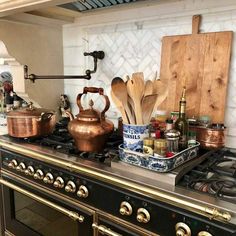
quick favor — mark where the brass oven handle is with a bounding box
[92,223,122,236]
[0,179,84,223]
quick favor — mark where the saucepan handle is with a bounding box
[40,112,54,121]
[77,87,110,120]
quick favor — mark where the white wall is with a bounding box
[63,0,236,148]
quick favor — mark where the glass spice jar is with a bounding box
[143,138,154,155]
[164,129,180,154]
[154,139,167,157]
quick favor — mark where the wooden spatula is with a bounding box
[111,77,135,124]
[127,72,145,124]
[144,80,154,97]
[111,90,129,124]
[142,94,158,124]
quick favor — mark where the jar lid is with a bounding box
[165,129,180,140]
[155,110,167,116]
[154,139,166,147]
[143,138,154,146]
[166,118,173,124]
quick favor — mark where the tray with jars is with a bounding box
[118,142,200,173]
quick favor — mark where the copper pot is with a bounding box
[7,102,56,138]
[66,87,114,152]
[190,125,226,149]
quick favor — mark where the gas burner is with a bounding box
[209,176,236,199]
[178,148,236,204]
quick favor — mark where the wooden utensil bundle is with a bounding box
[111,72,168,125]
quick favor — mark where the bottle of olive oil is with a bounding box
[175,87,188,150]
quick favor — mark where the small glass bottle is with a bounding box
[188,131,197,147]
[166,118,174,131]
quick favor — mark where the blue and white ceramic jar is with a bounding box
[123,123,149,152]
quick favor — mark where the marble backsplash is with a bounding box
[63,0,236,147]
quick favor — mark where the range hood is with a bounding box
[59,0,138,12]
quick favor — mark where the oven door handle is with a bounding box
[0,179,84,223]
[92,223,122,236]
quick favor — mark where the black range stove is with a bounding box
[0,120,236,236]
[178,148,236,204]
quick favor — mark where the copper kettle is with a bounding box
[66,87,114,152]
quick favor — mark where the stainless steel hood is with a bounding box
[59,0,138,12]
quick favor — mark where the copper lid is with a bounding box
[7,102,55,118]
[77,100,100,122]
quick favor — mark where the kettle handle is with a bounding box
[77,87,110,120]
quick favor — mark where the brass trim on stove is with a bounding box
[0,179,85,222]
[0,141,232,223]
[1,170,157,236]
[4,230,15,236]
[92,223,122,236]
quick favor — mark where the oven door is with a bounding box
[0,175,94,236]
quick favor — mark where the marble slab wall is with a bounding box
[63,0,236,148]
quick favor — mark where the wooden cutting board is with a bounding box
[159,15,233,123]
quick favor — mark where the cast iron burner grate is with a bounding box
[11,118,122,163]
[178,148,236,203]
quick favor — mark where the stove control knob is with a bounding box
[65,181,76,193]
[33,169,44,180]
[198,232,212,236]
[77,185,89,198]
[8,159,18,169]
[53,177,65,188]
[119,201,132,216]
[16,162,26,172]
[136,208,150,223]
[175,222,191,236]
[25,166,35,176]
[43,173,54,184]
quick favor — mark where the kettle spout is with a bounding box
[65,111,74,121]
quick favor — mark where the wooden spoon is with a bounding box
[142,94,158,124]
[144,80,153,97]
[153,88,168,112]
[111,77,135,124]
[127,72,145,124]
[111,90,129,124]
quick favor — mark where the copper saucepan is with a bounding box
[7,102,56,138]
[190,125,226,149]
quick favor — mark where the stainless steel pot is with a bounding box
[7,102,56,138]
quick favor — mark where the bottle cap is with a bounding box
[166,118,173,124]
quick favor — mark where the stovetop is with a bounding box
[7,118,122,164]
[178,148,236,204]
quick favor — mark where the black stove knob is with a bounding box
[53,177,65,188]
[33,169,44,180]
[77,185,89,198]
[65,181,76,193]
[25,166,35,176]
[175,222,191,236]
[16,162,26,172]
[43,173,54,184]
[8,159,18,169]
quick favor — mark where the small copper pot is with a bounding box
[66,87,114,152]
[7,102,56,138]
[190,125,226,149]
